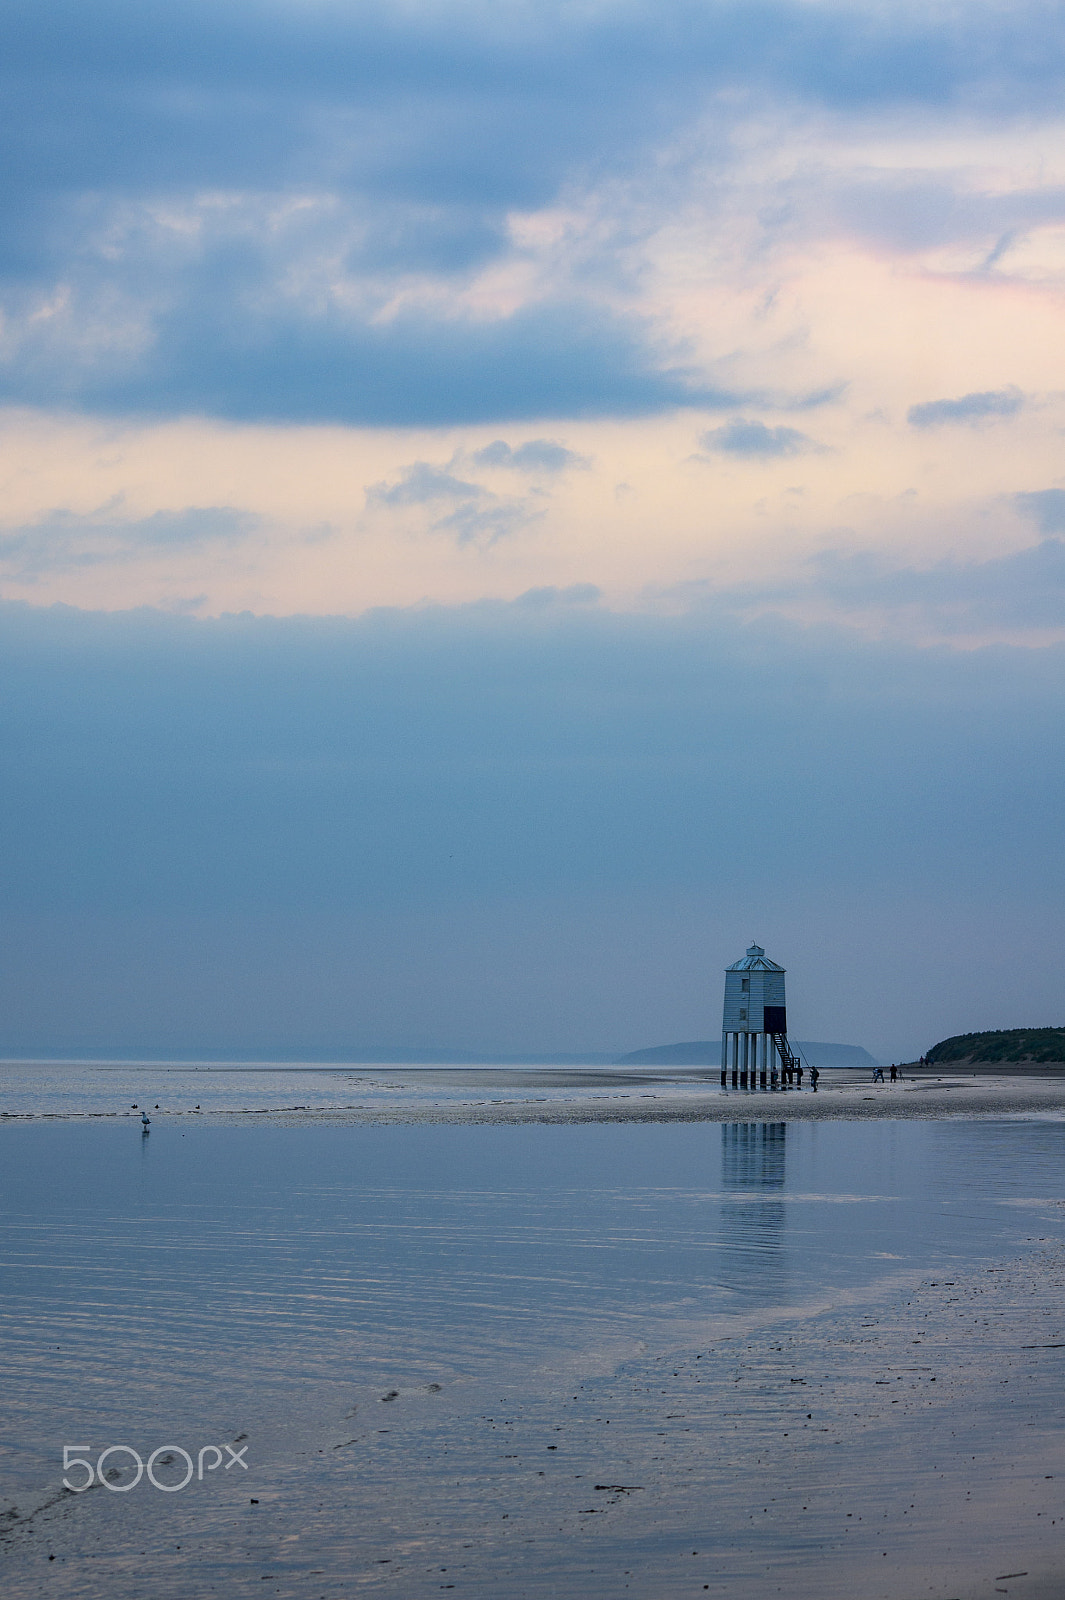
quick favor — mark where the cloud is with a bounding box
[1,590,1063,937]
[701,537,1065,636]
[432,499,539,546]
[2,594,1065,1056]
[824,172,1065,258]
[0,505,257,580]
[113,507,255,546]
[2,590,1062,913]
[471,439,587,473]
[6,1,1065,218]
[3,2,1065,423]
[1015,489,1065,534]
[816,540,1065,630]
[907,389,1024,428]
[0,283,738,424]
[366,463,484,509]
[698,419,815,458]
[365,458,538,544]
[514,583,601,607]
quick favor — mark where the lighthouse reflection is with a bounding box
[722,1122,787,1189]
[717,1122,788,1300]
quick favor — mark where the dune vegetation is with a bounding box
[928,1028,1065,1065]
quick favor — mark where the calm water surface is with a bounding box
[2,1116,1063,1458]
[2,1104,1064,1597]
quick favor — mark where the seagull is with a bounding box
[141,1111,151,1132]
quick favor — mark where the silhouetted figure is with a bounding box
[889,1064,897,1082]
[872,1066,884,1083]
[809,1066,819,1091]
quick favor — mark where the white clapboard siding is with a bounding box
[721,943,786,1036]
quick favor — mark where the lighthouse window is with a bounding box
[741,978,749,991]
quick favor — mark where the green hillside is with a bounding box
[927,1027,1065,1065]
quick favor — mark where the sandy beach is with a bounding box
[5,1065,1065,1128]
[298,1068,1065,1127]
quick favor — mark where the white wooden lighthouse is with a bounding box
[721,943,797,1087]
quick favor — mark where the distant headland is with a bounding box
[925,1028,1065,1069]
[616,1039,877,1068]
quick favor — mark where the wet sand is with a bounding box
[2,1075,1064,1599]
[5,1067,1065,1127]
[4,1227,1064,1599]
[300,1070,1065,1126]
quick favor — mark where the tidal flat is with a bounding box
[1,1065,1063,1599]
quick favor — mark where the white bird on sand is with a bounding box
[141,1111,151,1131]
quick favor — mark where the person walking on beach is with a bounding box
[809,1066,819,1091]
[889,1064,897,1082]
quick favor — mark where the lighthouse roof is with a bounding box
[726,942,785,973]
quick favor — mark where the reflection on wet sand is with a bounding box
[722,1121,787,1189]
[719,1123,788,1301]
[2,1112,1065,1599]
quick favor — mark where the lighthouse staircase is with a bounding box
[774,1035,804,1081]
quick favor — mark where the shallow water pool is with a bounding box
[2,1111,1064,1598]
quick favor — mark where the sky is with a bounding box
[2,0,1065,1061]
